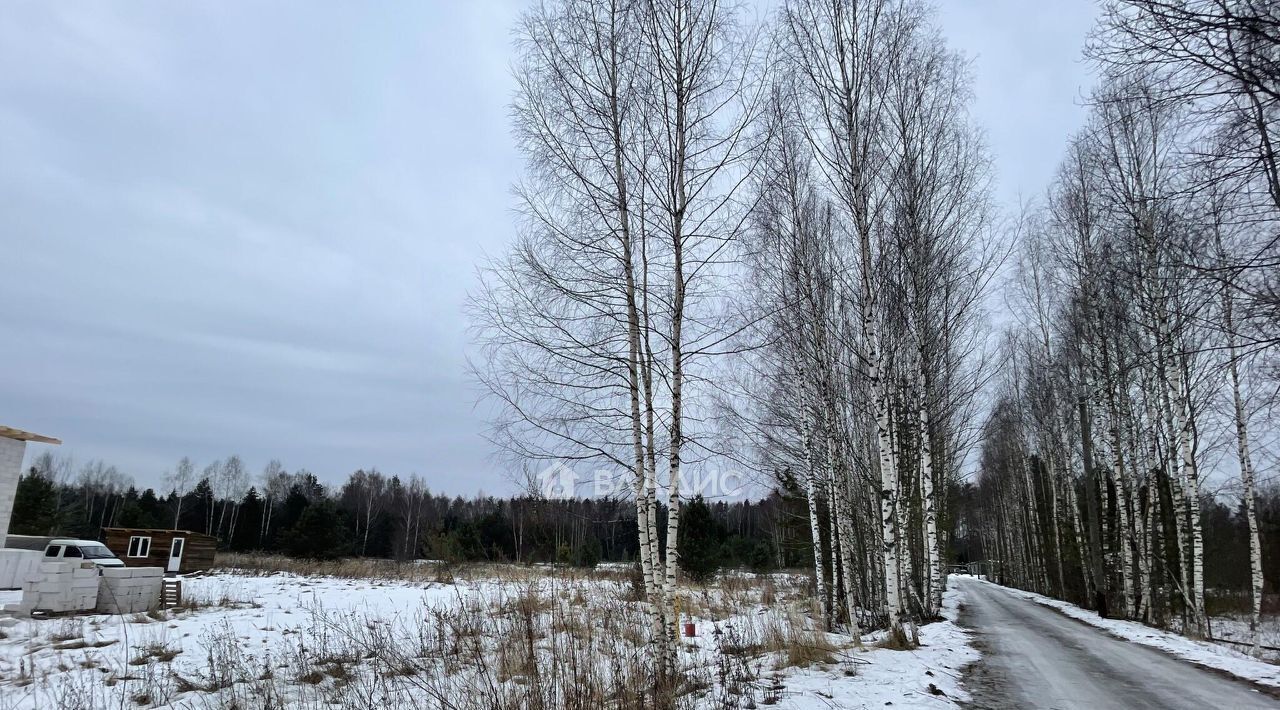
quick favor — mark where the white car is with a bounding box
[43,539,126,568]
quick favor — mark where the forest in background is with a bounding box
[11,447,1280,619]
[9,451,818,579]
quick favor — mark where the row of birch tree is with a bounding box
[728,0,998,646]
[965,0,1280,651]
[472,0,1000,676]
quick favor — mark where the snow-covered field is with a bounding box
[971,577,1280,690]
[0,565,978,709]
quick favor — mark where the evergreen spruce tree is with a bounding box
[678,496,726,584]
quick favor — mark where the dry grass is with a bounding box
[212,553,635,587]
[47,619,84,643]
[874,620,920,651]
[51,638,117,651]
[719,608,842,670]
[129,634,181,665]
[0,561,848,710]
[172,583,262,613]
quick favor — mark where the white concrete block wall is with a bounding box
[0,436,27,539]
[97,567,163,613]
[12,561,101,614]
[1,562,167,615]
[0,549,42,589]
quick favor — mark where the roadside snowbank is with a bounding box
[971,577,1280,689]
[760,584,978,708]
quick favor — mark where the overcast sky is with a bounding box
[1,1,1097,495]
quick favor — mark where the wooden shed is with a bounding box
[102,528,216,574]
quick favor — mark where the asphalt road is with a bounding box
[954,576,1280,709]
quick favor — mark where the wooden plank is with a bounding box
[161,579,182,608]
[0,426,60,444]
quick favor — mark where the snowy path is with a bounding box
[954,577,1280,709]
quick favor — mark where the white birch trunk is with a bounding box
[920,394,941,615]
[1105,393,1134,618]
[1046,448,1066,599]
[800,396,830,627]
[1156,325,1194,629]
[1141,468,1156,622]
[828,432,863,643]
[1018,442,1047,594]
[1124,392,1151,622]
[1063,455,1093,604]
[875,377,904,635]
[826,470,844,612]
[1225,290,1263,652]
[1174,358,1206,634]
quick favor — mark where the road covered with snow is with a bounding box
[954,576,1280,709]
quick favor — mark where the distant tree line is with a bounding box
[8,451,815,578]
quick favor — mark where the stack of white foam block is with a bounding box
[96,567,163,614]
[7,561,101,614]
[0,549,42,589]
[0,562,166,616]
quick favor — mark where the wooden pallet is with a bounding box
[161,578,182,609]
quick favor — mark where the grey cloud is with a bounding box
[1,0,1095,494]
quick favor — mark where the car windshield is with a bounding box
[79,545,116,560]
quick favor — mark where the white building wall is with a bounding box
[0,436,27,541]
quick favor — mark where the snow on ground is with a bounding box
[738,584,977,709]
[970,577,1280,690]
[0,568,981,709]
[0,573,489,709]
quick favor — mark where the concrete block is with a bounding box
[96,572,162,614]
[15,561,104,614]
[69,597,95,611]
[0,549,42,589]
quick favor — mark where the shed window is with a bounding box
[127,536,152,558]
